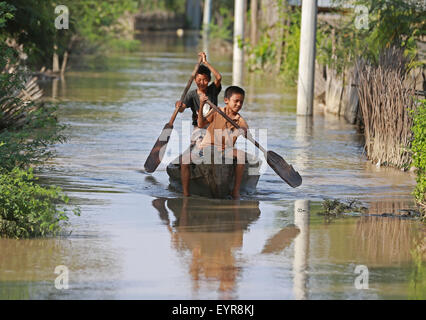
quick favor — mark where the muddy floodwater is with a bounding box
[0,33,424,300]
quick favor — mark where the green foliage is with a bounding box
[0,1,14,29]
[245,4,301,84]
[104,38,141,53]
[356,0,425,62]
[139,0,186,13]
[0,44,22,98]
[411,99,426,210]
[0,106,67,171]
[319,198,367,217]
[278,8,301,83]
[317,0,425,73]
[206,6,233,42]
[0,0,141,68]
[1,30,66,169]
[246,33,276,70]
[316,17,357,74]
[0,2,79,239]
[0,168,80,238]
[1,0,57,67]
[247,0,424,82]
[409,239,426,299]
[0,2,22,96]
[62,0,139,42]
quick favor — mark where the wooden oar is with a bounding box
[144,57,202,173]
[205,99,302,188]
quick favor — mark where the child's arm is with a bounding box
[238,118,249,138]
[229,119,249,147]
[200,52,222,88]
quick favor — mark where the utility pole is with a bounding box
[250,0,258,46]
[296,0,318,116]
[186,0,201,30]
[203,0,212,32]
[233,0,245,86]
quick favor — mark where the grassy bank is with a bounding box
[1,5,79,238]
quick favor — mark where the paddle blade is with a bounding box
[144,123,173,173]
[266,150,302,188]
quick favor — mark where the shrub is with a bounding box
[245,4,302,84]
[0,168,80,238]
[206,6,233,42]
[0,105,67,171]
[411,99,426,213]
[0,5,79,238]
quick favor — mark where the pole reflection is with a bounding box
[293,199,310,300]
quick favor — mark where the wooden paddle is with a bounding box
[205,99,302,188]
[144,57,202,173]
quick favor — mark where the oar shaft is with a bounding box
[246,135,267,154]
[205,99,267,154]
[144,57,203,173]
[168,58,203,126]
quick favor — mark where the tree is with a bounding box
[1,0,140,71]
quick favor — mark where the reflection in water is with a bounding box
[52,78,58,100]
[367,200,416,216]
[293,200,310,300]
[152,198,260,299]
[261,225,300,254]
[354,215,423,266]
[134,31,199,51]
[60,74,66,96]
[0,233,121,299]
[307,204,425,299]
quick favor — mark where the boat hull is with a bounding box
[166,153,261,198]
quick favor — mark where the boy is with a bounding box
[175,52,222,129]
[181,86,249,199]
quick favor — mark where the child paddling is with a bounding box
[181,86,249,199]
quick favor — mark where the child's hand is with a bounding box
[175,100,185,112]
[238,127,248,137]
[199,52,207,64]
[199,92,208,106]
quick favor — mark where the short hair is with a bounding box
[196,65,211,80]
[224,86,245,99]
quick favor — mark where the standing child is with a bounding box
[181,86,249,199]
[175,52,222,129]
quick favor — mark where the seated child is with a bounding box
[181,86,248,199]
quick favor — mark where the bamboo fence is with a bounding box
[356,47,417,168]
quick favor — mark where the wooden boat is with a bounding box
[166,148,261,198]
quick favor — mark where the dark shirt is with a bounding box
[183,83,221,126]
